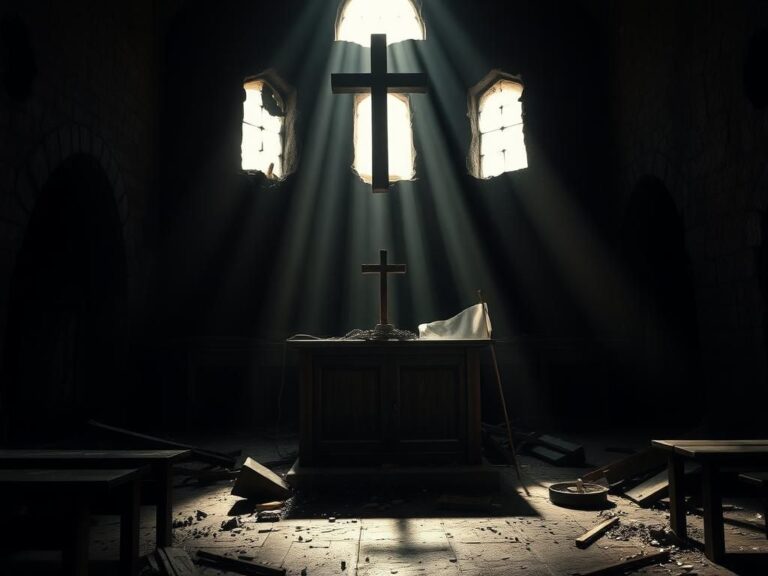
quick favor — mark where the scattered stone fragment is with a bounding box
[258,510,281,522]
[220,517,239,531]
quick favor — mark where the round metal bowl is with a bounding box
[548,481,609,509]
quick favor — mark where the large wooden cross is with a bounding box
[332,33,428,193]
[362,249,406,326]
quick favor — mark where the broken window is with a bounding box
[241,79,285,178]
[353,93,414,184]
[336,0,426,47]
[469,73,528,179]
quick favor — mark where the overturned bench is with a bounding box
[0,449,190,547]
[0,467,144,576]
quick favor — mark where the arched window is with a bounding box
[336,0,425,47]
[241,72,297,179]
[469,71,528,179]
[335,0,425,185]
[353,94,414,183]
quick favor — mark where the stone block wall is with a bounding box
[609,0,768,425]
[0,1,160,399]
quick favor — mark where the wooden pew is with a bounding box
[0,449,190,547]
[652,439,768,562]
[0,468,144,576]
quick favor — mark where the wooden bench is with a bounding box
[0,449,190,547]
[0,468,144,576]
[652,439,768,562]
[739,471,768,538]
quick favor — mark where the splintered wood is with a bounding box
[575,516,619,549]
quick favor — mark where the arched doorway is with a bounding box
[620,176,702,426]
[2,154,126,444]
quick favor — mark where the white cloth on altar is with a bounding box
[418,303,492,340]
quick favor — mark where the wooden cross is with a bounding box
[332,33,428,193]
[362,249,406,326]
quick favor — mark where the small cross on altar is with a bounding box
[362,249,406,328]
[332,33,428,193]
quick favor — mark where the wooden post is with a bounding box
[667,454,687,542]
[702,462,725,562]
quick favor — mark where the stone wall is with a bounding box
[0,1,161,420]
[610,0,768,427]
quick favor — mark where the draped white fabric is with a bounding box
[418,303,492,340]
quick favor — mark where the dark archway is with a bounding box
[620,176,702,427]
[2,154,126,444]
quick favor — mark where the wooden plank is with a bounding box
[156,547,176,576]
[537,434,585,464]
[0,468,144,492]
[575,549,670,575]
[161,547,199,576]
[575,516,619,549]
[0,449,190,462]
[529,446,570,466]
[582,448,666,485]
[675,445,768,459]
[624,462,699,507]
[88,420,235,468]
[653,439,768,448]
[740,471,768,487]
[196,550,286,576]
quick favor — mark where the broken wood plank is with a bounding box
[158,547,199,576]
[88,420,236,468]
[232,457,291,501]
[582,448,666,486]
[575,549,670,575]
[624,463,699,507]
[623,469,669,507]
[575,516,619,549]
[195,550,286,576]
[536,434,585,464]
[529,445,570,466]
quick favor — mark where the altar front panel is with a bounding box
[293,340,484,467]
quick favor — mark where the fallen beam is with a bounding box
[88,420,236,468]
[582,448,666,486]
[575,516,619,549]
[575,549,670,575]
[195,550,286,576]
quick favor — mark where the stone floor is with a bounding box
[3,431,768,575]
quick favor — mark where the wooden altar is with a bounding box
[287,339,497,489]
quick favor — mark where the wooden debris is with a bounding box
[575,516,619,549]
[152,547,199,576]
[536,434,585,465]
[624,463,699,507]
[255,500,285,511]
[196,550,286,576]
[88,420,236,468]
[529,445,570,466]
[231,457,291,501]
[582,448,666,486]
[575,549,670,575]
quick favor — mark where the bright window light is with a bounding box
[479,79,527,178]
[353,93,414,183]
[336,0,425,47]
[241,80,284,177]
